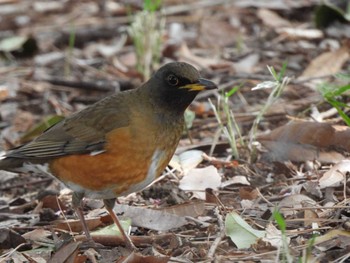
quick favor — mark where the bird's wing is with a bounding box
[4,94,131,161]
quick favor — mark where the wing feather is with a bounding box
[3,92,132,161]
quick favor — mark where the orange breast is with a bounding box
[49,126,169,196]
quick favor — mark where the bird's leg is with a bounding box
[72,192,92,240]
[103,198,137,250]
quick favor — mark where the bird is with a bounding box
[0,62,217,249]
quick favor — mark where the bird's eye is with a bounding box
[167,75,179,86]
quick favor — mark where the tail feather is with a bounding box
[0,155,26,171]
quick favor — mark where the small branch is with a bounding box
[207,207,226,259]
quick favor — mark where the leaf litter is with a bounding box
[0,0,350,262]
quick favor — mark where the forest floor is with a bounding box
[0,0,350,262]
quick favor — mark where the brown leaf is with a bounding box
[314,229,350,250]
[54,218,103,233]
[258,121,350,163]
[278,194,317,217]
[48,241,81,263]
[257,9,291,28]
[0,228,26,249]
[300,48,349,80]
[239,187,259,200]
[113,204,187,231]
[117,251,170,263]
[319,160,350,189]
[178,42,229,69]
[160,200,205,217]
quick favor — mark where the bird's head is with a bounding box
[147,62,217,113]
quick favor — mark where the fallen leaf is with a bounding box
[258,121,350,163]
[276,27,323,39]
[225,211,265,249]
[233,53,260,73]
[319,160,350,189]
[117,251,170,263]
[257,8,291,28]
[92,221,131,237]
[161,200,205,217]
[238,187,258,200]
[54,218,103,233]
[170,150,204,174]
[299,48,349,80]
[278,194,317,217]
[179,165,221,199]
[262,223,290,248]
[314,229,350,246]
[113,204,187,231]
[22,229,52,243]
[178,42,227,69]
[0,170,18,183]
[222,176,251,188]
[0,228,26,249]
[48,241,81,263]
[0,36,28,52]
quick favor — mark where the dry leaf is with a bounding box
[54,218,103,233]
[48,241,81,263]
[222,176,250,188]
[0,228,26,249]
[299,48,349,80]
[178,42,226,69]
[161,200,205,217]
[262,223,289,248]
[233,53,260,73]
[113,204,187,231]
[276,27,323,39]
[319,160,350,189]
[257,9,291,28]
[239,187,258,200]
[179,165,221,200]
[117,251,170,263]
[258,121,350,163]
[278,194,317,217]
[169,150,204,174]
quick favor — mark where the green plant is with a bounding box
[318,73,350,126]
[209,85,243,159]
[249,62,290,147]
[299,234,317,263]
[128,0,164,79]
[273,209,294,263]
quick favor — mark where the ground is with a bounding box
[0,0,350,262]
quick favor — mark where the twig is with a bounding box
[207,207,226,259]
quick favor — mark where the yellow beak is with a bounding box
[181,78,217,91]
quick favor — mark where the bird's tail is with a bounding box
[0,151,25,170]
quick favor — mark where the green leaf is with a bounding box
[144,0,162,12]
[278,61,288,81]
[273,210,286,233]
[91,219,131,236]
[0,36,28,52]
[225,212,265,249]
[225,85,241,98]
[20,115,64,143]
